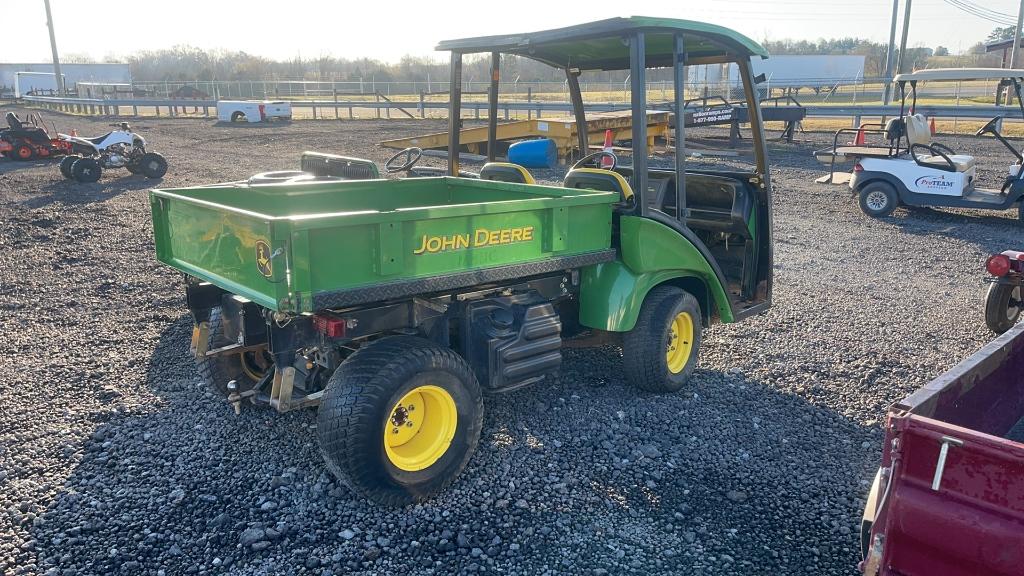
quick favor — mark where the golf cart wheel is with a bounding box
[13,143,34,161]
[623,286,703,393]
[59,155,81,179]
[985,282,1022,334]
[195,307,271,397]
[317,336,483,506]
[71,157,102,183]
[138,152,168,178]
[858,181,898,218]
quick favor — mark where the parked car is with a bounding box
[216,100,292,123]
[860,324,1024,576]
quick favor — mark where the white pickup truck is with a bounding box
[216,100,292,123]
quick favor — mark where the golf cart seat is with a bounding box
[479,162,535,184]
[918,153,976,172]
[905,113,976,172]
[563,168,635,202]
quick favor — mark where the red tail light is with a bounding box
[313,314,346,338]
[987,254,1012,277]
[854,163,864,172]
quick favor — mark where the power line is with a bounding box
[938,0,1016,25]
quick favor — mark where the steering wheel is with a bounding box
[385,147,423,173]
[572,150,617,170]
[976,116,1003,137]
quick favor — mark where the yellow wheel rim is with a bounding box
[384,385,458,472]
[666,312,694,374]
[239,347,270,381]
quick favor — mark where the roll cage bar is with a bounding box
[438,17,771,223]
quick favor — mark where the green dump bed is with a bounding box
[150,177,617,313]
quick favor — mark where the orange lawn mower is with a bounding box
[0,112,72,161]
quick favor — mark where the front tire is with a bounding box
[317,336,483,506]
[60,155,81,179]
[858,181,898,218]
[985,282,1023,334]
[623,286,703,393]
[138,152,168,178]
[71,157,102,183]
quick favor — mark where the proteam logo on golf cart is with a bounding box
[413,226,535,255]
[915,174,956,190]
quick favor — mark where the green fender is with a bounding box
[579,215,734,332]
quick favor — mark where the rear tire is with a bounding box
[138,152,168,178]
[985,282,1023,334]
[195,307,271,397]
[623,286,703,393]
[13,143,34,161]
[231,111,246,123]
[60,155,80,179]
[317,336,483,506]
[858,181,898,218]
[71,157,102,183]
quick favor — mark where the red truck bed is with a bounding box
[862,323,1024,575]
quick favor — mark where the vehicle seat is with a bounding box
[562,168,634,202]
[479,162,535,184]
[905,114,931,147]
[5,112,23,130]
[680,174,753,237]
[83,132,112,145]
[918,154,976,172]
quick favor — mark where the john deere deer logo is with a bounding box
[255,240,273,278]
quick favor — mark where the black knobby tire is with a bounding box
[858,181,898,218]
[71,157,102,183]
[60,155,81,179]
[125,163,142,174]
[985,282,1023,334]
[623,286,703,393]
[317,336,484,506]
[138,152,168,178]
[195,307,269,396]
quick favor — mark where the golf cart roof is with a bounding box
[436,16,768,70]
[893,68,1024,82]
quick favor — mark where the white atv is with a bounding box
[58,122,168,183]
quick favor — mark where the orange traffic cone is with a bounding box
[853,127,866,146]
[929,117,937,136]
[600,129,614,168]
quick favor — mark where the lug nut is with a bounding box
[392,428,399,434]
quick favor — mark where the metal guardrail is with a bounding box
[20,95,1024,124]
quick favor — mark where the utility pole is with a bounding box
[882,0,899,106]
[896,0,913,75]
[1011,0,1024,70]
[43,0,65,95]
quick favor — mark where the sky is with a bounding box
[1,0,1019,64]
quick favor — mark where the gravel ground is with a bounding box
[1,106,1020,576]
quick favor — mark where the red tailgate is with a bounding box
[872,415,1024,575]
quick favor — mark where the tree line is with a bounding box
[62,30,1005,83]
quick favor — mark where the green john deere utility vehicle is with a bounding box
[149,17,774,505]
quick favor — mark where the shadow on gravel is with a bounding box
[0,158,62,173]
[885,207,1021,253]
[25,322,880,575]
[18,177,159,209]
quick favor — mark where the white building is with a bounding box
[0,63,131,97]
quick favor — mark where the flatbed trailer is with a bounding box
[381,109,670,163]
[861,324,1024,575]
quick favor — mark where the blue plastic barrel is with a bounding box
[508,138,557,169]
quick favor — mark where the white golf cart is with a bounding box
[816,68,1024,223]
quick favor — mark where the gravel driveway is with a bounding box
[1,106,1020,575]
